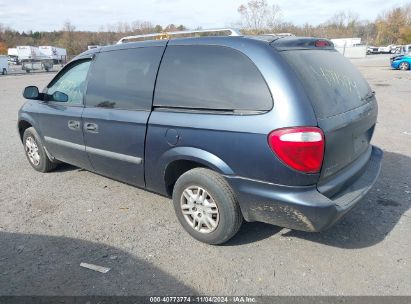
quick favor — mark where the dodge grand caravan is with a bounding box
[18,29,383,244]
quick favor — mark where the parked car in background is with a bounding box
[397,44,411,55]
[0,55,8,75]
[18,30,383,244]
[391,54,411,70]
[378,44,395,54]
[391,45,410,55]
[8,56,19,65]
[367,46,379,55]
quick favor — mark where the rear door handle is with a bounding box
[68,120,80,130]
[84,122,98,133]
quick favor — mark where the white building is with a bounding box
[331,38,362,47]
[331,38,366,58]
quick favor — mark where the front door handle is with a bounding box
[68,120,80,130]
[84,122,99,133]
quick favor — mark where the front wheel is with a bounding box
[23,127,57,172]
[172,168,243,245]
[399,62,410,70]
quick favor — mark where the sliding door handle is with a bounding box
[84,122,98,133]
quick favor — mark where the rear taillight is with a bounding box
[315,40,331,47]
[268,127,324,173]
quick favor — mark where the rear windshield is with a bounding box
[280,50,371,119]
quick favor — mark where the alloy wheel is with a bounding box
[180,186,219,233]
[25,137,40,166]
[399,62,409,70]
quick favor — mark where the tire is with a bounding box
[399,62,410,71]
[2,68,6,75]
[172,168,243,245]
[23,127,57,173]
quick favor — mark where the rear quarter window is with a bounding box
[280,50,371,119]
[154,45,273,112]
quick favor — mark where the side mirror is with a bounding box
[52,91,69,102]
[23,86,40,100]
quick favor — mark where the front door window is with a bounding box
[48,60,91,105]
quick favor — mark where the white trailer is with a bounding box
[16,46,46,61]
[331,38,366,58]
[0,55,8,75]
[39,46,67,63]
[16,46,53,73]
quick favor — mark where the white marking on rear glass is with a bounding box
[309,65,362,100]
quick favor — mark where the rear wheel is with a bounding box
[172,168,243,245]
[1,68,6,75]
[399,62,410,70]
[23,127,57,173]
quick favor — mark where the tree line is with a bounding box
[0,22,186,56]
[238,0,411,45]
[0,1,410,56]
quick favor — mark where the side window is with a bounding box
[47,60,91,105]
[154,45,273,111]
[85,47,163,111]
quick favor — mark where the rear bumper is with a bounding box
[225,146,383,232]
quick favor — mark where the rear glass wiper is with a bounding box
[361,90,375,102]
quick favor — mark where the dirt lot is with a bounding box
[0,55,410,296]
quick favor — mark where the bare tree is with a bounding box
[164,24,178,32]
[154,25,163,33]
[60,21,77,55]
[375,5,411,45]
[237,0,282,33]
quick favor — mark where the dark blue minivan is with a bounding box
[18,30,383,244]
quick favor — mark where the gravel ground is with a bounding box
[0,55,410,296]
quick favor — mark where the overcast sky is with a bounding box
[0,0,406,32]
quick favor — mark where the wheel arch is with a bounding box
[18,119,33,142]
[161,147,235,196]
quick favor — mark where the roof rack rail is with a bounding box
[262,33,295,37]
[116,28,242,44]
